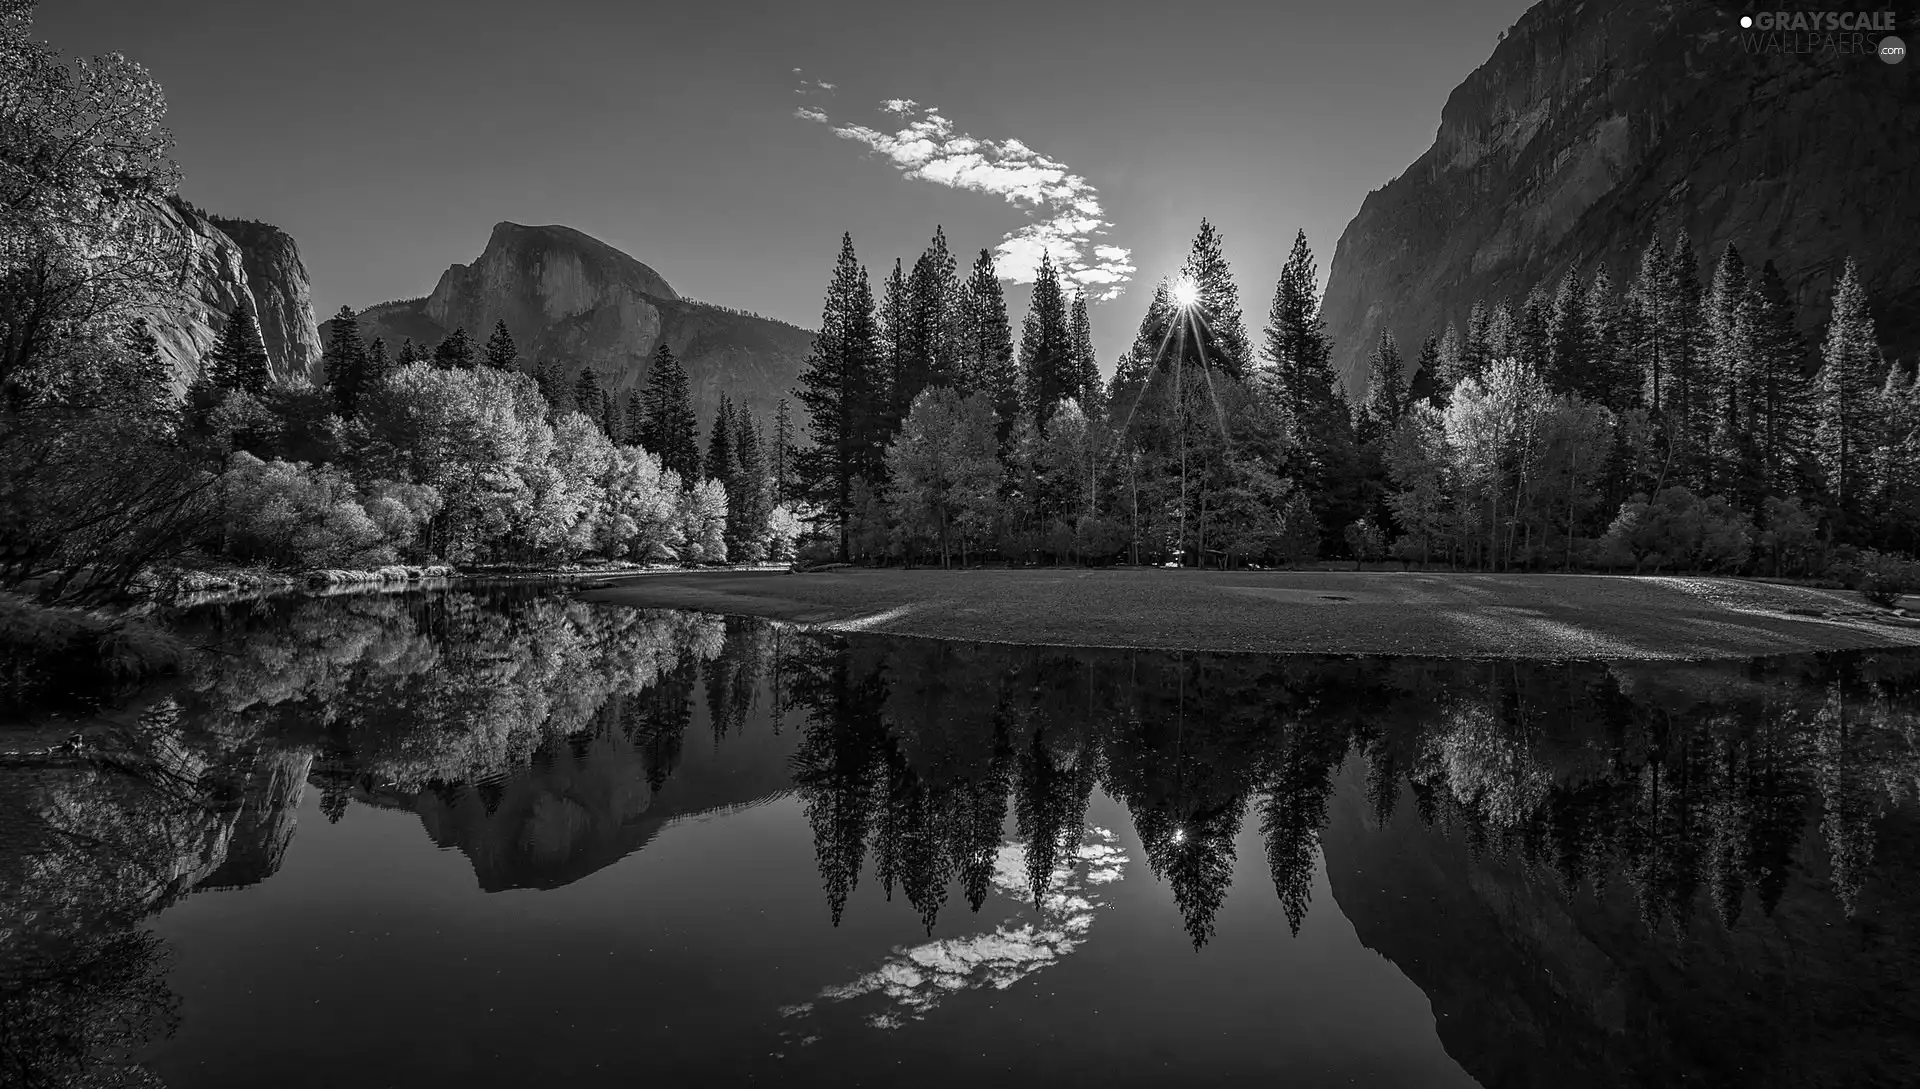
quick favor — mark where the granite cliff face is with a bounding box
[345,222,815,424]
[1320,0,1920,397]
[150,199,324,390]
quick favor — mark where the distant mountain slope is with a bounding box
[1320,0,1920,398]
[340,222,815,426]
[150,198,324,390]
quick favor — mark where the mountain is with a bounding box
[341,222,816,426]
[1319,0,1920,398]
[150,198,324,390]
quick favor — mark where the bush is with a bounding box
[1600,487,1753,573]
[1840,550,1920,607]
[0,593,187,704]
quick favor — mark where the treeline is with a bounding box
[788,219,1917,580]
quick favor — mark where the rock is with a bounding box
[1320,0,1920,398]
[146,198,324,391]
[338,222,815,425]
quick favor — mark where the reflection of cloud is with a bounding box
[791,94,1135,299]
[777,827,1127,1042]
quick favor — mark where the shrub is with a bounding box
[1841,550,1920,608]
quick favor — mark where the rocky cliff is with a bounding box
[1320,0,1920,397]
[149,199,324,390]
[343,222,816,425]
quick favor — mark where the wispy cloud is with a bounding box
[793,90,1134,300]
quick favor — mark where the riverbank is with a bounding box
[581,568,1920,660]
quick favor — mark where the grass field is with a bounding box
[582,568,1920,660]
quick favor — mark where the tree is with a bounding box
[1260,231,1344,432]
[1545,269,1590,396]
[1750,261,1812,498]
[396,338,425,366]
[642,342,702,484]
[600,388,619,443]
[573,367,603,428]
[1,0,183,407]
[112,319,173,420]
[772,397,794,501]
[1434,321,1467,396]
[728,406,775,561]
[323,304,370,415]
[1069,292,1103,415]
[1176,218,1253,380]
[1020,252,1076,428]
[483,320,518,370]
[794,232,885,557]
[956,248,1020,445]
[207,297,270,394]
[432,326,477,370]
[885,388,1004,567]
[878,257,912,431]
[364,337,391,392]
[625,391,647,448]
[705,394,737,487]
[1705,244,1760,503]
[1356,328,1406,444]
[1813,258,1883,527]
[897,225,962,423]
[1409,333,1442,408]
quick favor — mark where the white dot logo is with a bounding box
[1740,15,1753,28]
[1882,36,1907,63]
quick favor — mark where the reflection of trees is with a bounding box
[0,928,177,1089]
[783,640,1920,947]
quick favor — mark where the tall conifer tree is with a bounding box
[1356,329,1406,444]
[706,395,738,487]
[433,326,477,370]
[483,320,518,370]
[957,248,1020,443]
[573,367,603,425]
[795,232,884,555]
[207,297,270,394]
[1069,292,1102,414]
[1175,218,1253,379]
[643,343,702,482]
[323,304,369,415]
[1019,252,1075,429]
[1813,258,1883,525]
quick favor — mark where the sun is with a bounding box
[1170,276,1201,309]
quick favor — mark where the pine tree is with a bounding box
[396,338,425,366]
[601,388,620,442]
[794,232,885,554]
[115,319,174,419]
[625,391,647,447]
[1813,258,1883,525]
[898,225,961,423]
[1435,321,1467,395]
[1260,231,1344,432]
[643,342,702,482]
[574,366,603,423]
[729,406,775,561]
[1463,300,1491,384]
[1019,252,1076,429]
[1627,237,1673,414]
[533,359,564,410]
[1545,270,1589,396]
[1517,283,1551,375]
[323,304,369,415]
[433,326,477,370]
[364,337,391,391]
[705,395,738,487]
[1175,218,1253,379]
[1069,292,1102,414]
[1667,231,1711,479]
[1483,300,1517,365]
[1751,260,1811,497]
[1356,328,1406,444]
[772,397,795,501]
[207,297,270,394]
[879,257,912,429]
[1409,333,1442,407]
[483,320,518,370]
[1705,244,1758,501]
[956,248,1020,444]
[1583,264,1630,409]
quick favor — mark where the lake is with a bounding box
[3,585,1917,1087]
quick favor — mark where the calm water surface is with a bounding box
[3,586,1918,1087]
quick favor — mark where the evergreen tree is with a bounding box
[1751,260,1812,497]
[706,394,738,487]
[115,319,174,419]
[729,406,775,561]
[643,343,702,482]
[625,391,647,447]
[1409,332,1442,407]
[1667,231,1711,478]
[1260,231,1345,433]
[1019,252,1076,429]
[1069,292,1102,414]
[1435,320,1467,395]
[898,225,962,424]
[207,297,271,394]
[1175,218,1253,379]
[879,257,912,428]
[1813,258,1883,526]
[364,337,391,391]
[323,304,370,415]
[1356,328,1406,444]
[772,396,795,501]
[532,359,564,410]
[1583,264,1631,409]
[1627,237,1674,414]
[1463,300,1491,385]
[956,248,1020,444]
[1483,300,1517,365]
[794,232,885,555]
[1545,270,1590,396]
[1517,283,1551,374]
[396,338,425,366]
[1705,244,1758,502]
[433,326,477,370]
[573,366,603,425]
[483,320,518,370]
[601,388,620,443]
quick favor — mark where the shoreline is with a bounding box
[580,568,1920,661]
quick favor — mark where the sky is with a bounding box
[39,0,1534,367]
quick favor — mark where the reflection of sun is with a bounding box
[1170,277,1200,309]
[1170,827,1187,845]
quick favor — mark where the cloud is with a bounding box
[794,94,1133,300]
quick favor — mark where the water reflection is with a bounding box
[3,587,1918,1087]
